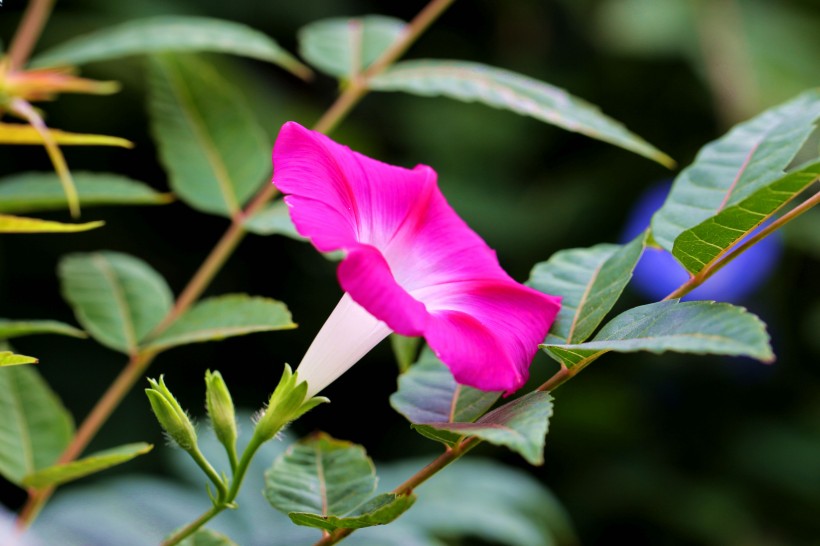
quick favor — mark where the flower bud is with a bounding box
[205,370,237,454]
[145,376,197,451]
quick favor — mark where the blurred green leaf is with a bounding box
[298,16,406,78]
[652,89,820,252]
[289,492,416,531]
[265,433,377,517]
[59,252,173,354]
[33,16,311,80]
[148,54,270,218]
[142,294,296,353]
[414,392,553,465]
[0,365,74,486]
[0,214,103,233]
[370,60,675,167]
[389,334,421,373]
[0,351,37,367]
[178,530,238,546]
[390,347,500,445]
[542,300,774,369]
[22,442,153,489]
[529,232,646,345]
[0,172,172,214]
[243,200,304,239]
[0,319,85,340]
[673,161,820,273]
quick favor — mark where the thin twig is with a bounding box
[6,0,56,72]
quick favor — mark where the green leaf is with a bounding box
[22,442,153,489]
[528,232,646,345]
[0,172,172,214]
[289,492,416,531]
[142,294,296,353]
[243,200,304,239]
[369,60,675,167]
[0,214,103,233]
[32,16,311,79]
[0,351,38,367]
[390,347,500,445]
[0,319,85,340]
[0,366,74,485]
[673,160,820,273]
[265,432,377,517]
[59,252,173,354]
[148,54,270,218]
[414,392,554,465]
[651,89,820,252]
[389,334,421,373]
[541,300,774,369]
[178,529,238,546]
[298,16,406,78]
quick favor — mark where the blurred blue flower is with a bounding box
[622,182,783,303]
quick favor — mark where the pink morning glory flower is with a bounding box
[273,122,561,397]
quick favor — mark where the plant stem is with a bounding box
[6,0,55,72]
[188,446,228,502]
[664,187,820,300]
[161,505,225,546]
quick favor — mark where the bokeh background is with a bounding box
[1,0,819,544]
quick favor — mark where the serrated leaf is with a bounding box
[243,199,304,239]
[0,214,103,233]
[0,351,38,366]
[59,252,173,354]
[414,392,553,465]
[142,294,295,353]
[0,122,133,147]
[148,54,270,218]
[0,319,85,339]
[673,161,820,273]
[390,347,500,446]
[265,433,377,517]
[22,442,153,489]
[389,334,421,373]
[0,172,172,214]
[528,232,646,345]
[0,365,74,485]
[178,529,238,546]
[32,16,311,79]
[369,60,674,167]
[652,89,820,252]
[541,300,774,369]
[289,492,416,531]
[298,16,406,78]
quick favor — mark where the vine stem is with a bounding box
[16,0,457,531]
[6,0,55,72]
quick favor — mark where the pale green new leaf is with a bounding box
[22,442,153,489]
[32,16,311,79]
[0,366,74,485]
[651,89,820,252]
[673,160,820,273]
[142,294,296,353]
[148,54,270,218]
[243,200,304,240]
[390,347,500,446]
[59,252,173,354]
[414,392,553,465]
[289,492,416,531]
[389,334,421,373]
[265,433,377,517]
[298,16,406,78]
[528,232,646,345]
[179,530,238,546]
[370,60,675,167]
[0,172,172,214]
[0,351,37,367]
[0,319,85,340]
[541,300,774,369]
[0,214,103,233]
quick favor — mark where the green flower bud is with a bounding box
[145,376,197,450]
[205,370,237,454]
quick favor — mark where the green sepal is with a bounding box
[253,365,329,442]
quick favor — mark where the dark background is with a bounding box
[2,0,820,544]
